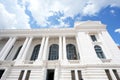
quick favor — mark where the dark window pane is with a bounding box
[30,44,40,60]
[25,70,31,80]
[48,44,59,60]
[113,69,120,80]
[0,69,5,79]
[90,35,97,42]
[13,45,22,60]
[105,69,112,80]
[67,44,77,60]
[71,70,75,80]
[94,45,105,59]
[46,69,54,80]
[78,70,83,80]
[18,70,24,80]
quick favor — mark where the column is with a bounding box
[0,37,12,58]
[42,37,49,60]
[21,37,33,60]
[63,36,67,60]
[37,37,45,60]
[59,36,62,60]
[0,37,17,60]
[42,68,47,80]
[54,68,59,80]
[75,70,79,80]
[76,35,82,60]
[16,37,29,60]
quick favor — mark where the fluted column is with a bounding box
[63,36,67,60]
[59,36,62,60]
[21,37,33,60]
[0,37,17,60]
[37,37,45,60]
[16,37,29,60]
[0,37,12,58]
[42,37,49,60]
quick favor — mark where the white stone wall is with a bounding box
[0,21,120,80]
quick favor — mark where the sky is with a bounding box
[0,0,120,45]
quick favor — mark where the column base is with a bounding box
[61,59,69,65]
[33,60,43,65]
[14,60,24,65]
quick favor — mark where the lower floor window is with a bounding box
[0,69,5,79]
[46,69,55,80]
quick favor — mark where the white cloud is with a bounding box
[115,28,120,33]
[25,0,120,27]
[25,0,87,27]
[0,0,30,29]
[0,0,120,28]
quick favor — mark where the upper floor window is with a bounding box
[48,44,59,60]
[13,45,22,60]
[90,35,97,42]
[30,44,40,60]
[67,44,77,60]
[94,45,105,59]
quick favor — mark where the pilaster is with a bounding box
[0,37,17,60]
[0,37,12,59]
[42,37,49,61]
[21,37,33,60]
[16,37,29,60]
[59,36,62,61]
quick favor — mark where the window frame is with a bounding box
[30,44,41,61]
[48,44,59,60]
[94,45,106,59]
[66,44,77,60]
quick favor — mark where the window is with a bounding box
[25,70,31,80]
[30,44,40,60]
[67,44,77,60]
[5,45,14,60]
[90,35,97,42]
[46,69,55,80]
[48,44,59,60]
[94,45,105,59]
[71,70,75,80]
[0,69,5,79]
[105,69,112,80]
[113,69,120,80]
[18,70,24,80]
[78,70,83,80]
[13,45,22,60]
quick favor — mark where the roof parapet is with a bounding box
[74,20,106,29]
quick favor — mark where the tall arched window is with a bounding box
[13,45,22,60]
[48,44,59,60]
[30,44,40,60]
[66,44,77,60]
[94,45,105,59]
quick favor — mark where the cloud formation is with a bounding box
[0,0,30,29]
[25,0,120,27]
[115,28,120,33]
[0,0,120,29]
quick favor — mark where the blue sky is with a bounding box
[0,0,120,45]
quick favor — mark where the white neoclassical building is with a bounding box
[0,21,120,80]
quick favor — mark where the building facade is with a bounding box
[0,21,120,80]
